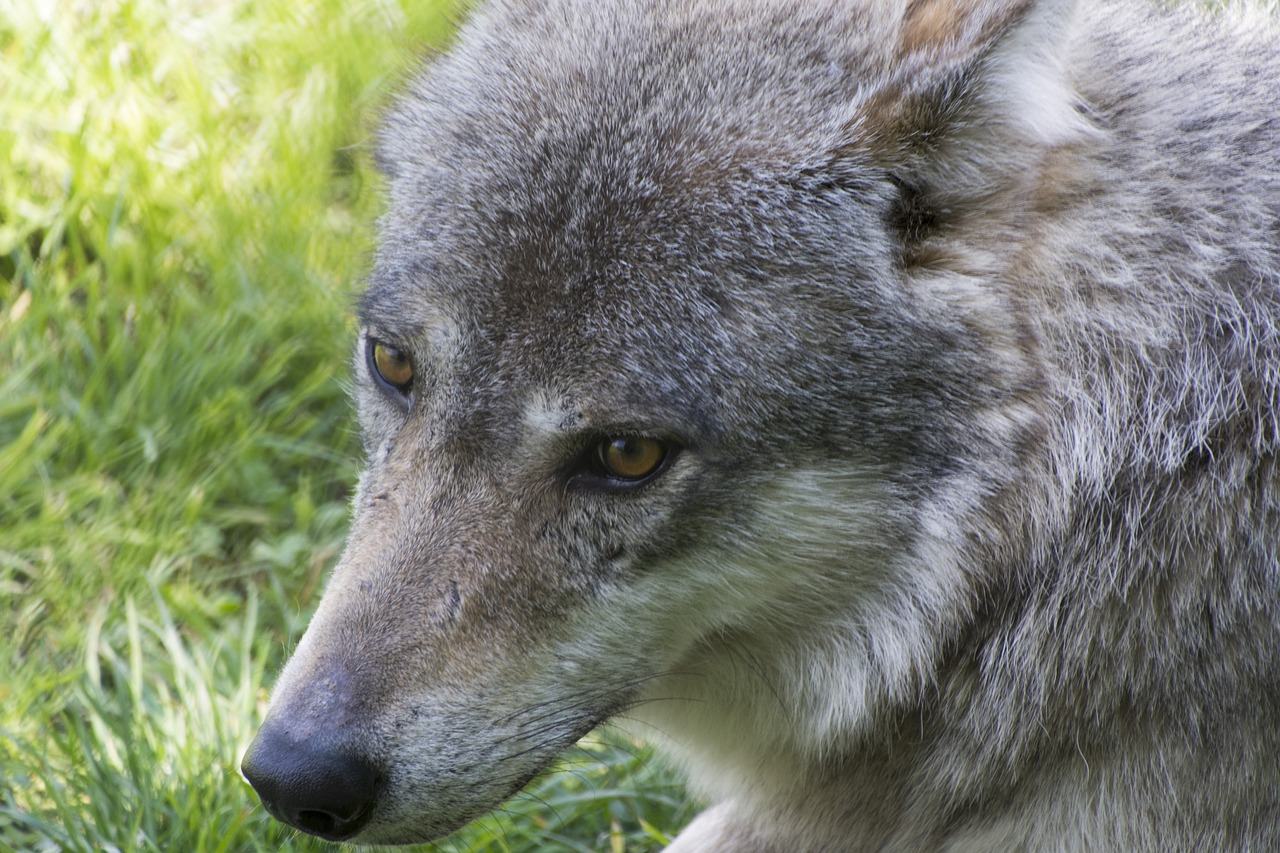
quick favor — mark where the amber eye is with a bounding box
[597,436,668,482]
[368,339,414,395]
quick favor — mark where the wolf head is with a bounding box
[242,0,1090,842]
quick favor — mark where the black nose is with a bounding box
[241,721,382,841]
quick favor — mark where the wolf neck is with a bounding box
[943,8,1280,834]
[637,449,1280,848]
[634,8,1280,843]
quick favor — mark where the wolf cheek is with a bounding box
[241,427,918,845]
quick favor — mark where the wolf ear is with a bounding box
[849,0,1093,253]
[896,0,1053,65]
[861,0,1088,146]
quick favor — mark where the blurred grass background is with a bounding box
[0,0,691,849]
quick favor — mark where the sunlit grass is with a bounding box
[0,0,691,848]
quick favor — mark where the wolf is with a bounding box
[240,0,1280,848]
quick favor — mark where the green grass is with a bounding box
[0,0,692,849]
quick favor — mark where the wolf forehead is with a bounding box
[361,0,1009,466]
[376,0,889,190]
[370,0,902,297]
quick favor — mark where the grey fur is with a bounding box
[242,0,1280,849]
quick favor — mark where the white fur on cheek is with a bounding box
[607,466,969,799]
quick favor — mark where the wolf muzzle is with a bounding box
[241,717,383,841]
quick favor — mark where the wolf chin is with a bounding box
[241,0,1280,848]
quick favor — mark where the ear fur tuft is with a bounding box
[848,0,1097,262]
[860,0,1093,150]
[899,0,1030,60]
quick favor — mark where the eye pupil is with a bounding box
[371,341,414,392]
[600,436,666,481]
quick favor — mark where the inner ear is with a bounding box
[883,173,938,263]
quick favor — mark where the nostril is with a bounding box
[242,723,383,842]
[296,809,340,837]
